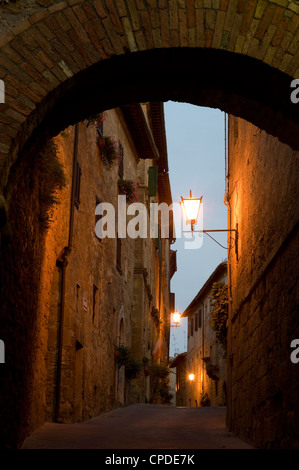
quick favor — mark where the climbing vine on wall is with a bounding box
[209,282,228,353]
[36,140,66,230]
[149,362,173,405]
[115,345,141,381]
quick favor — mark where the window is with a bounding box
[116,233,122,273]
[148,165,158,198]
[190,317,194,337]
[74,161,82,209]
[118,141,124,178]
[199,309,202,328]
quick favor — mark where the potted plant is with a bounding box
[98,135,119,170]
[86,111,106,129]
[118,179,139,203]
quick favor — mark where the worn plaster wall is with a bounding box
[227,116,299,448]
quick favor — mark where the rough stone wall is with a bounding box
[0,132,68,447]
[130,157,172,404]
[45,110,140,423]
[227,116,299,448]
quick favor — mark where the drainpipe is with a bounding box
[54,123,79,422]
[224,113,233,431]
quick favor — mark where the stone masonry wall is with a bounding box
[45,110,139,423]
[227,116,299,448]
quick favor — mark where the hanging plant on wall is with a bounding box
[86,111,106,129]
[151,307,161,330]
[118,179,139,203]
[98,135,119,170]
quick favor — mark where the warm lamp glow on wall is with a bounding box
[180,190,239,259]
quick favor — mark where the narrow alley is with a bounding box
[0,0,298,452]
[21,404,252,449]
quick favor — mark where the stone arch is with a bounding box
[0,1,299,196]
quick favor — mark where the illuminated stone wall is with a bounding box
[227,116,299,448]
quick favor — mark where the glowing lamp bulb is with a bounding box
[188,373,195,381]
[173,312,181,325]
[181,191,202,226]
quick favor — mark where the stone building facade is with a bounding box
[227,116,299,448]
[41,101,175,423]
[169,352,187,407]
[178,262,227,408]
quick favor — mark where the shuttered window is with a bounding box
[195,312,199,331]
[148,165,158,197]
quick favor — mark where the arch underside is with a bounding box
[0,0,298,194]
[2,47,299,196]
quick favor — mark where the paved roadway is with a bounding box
[21,404,252,449]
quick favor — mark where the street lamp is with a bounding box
[188,373,195,381]
[180,190,238,259]
[180,190,202,232]
[172,311,181,327]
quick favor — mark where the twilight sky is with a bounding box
[164,102,227,356]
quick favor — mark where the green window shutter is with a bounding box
[148,166,158,197]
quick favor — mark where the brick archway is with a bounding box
[0,1,299,194]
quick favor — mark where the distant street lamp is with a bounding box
[188,373,195,381]
[180,190,238,259]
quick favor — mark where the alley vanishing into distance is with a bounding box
[21,404,252,449]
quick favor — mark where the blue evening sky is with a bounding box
[164,102,227,356]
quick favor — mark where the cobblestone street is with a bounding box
[22,404,252,449]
